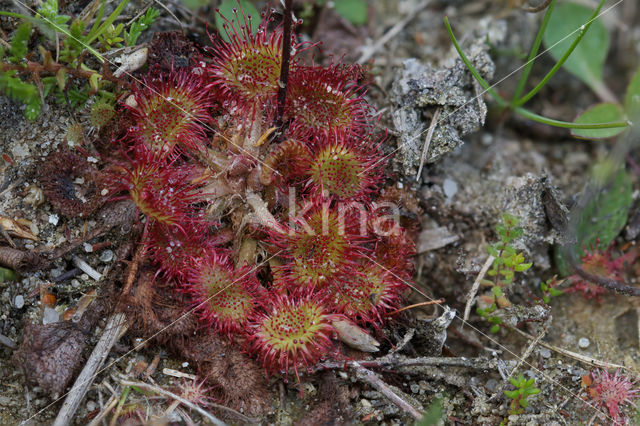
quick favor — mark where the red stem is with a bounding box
[275,0,293,130]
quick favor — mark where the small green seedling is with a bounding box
[0,0,158,120]
[573,67,640,139]
[539,275,564,304]
[504,373,540,415]
[445,0,629,134]
[477,213,532,333]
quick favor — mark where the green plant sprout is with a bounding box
[539,275,564,304]
[124,7,160,46]
[573,67,640,139]
[477,213,532,333]
[445,0,629,132]
[0,0,158,120]
[504,373,541,415]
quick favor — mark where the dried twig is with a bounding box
[388,328,415,355]
[462,255,495,323]
[121,225,149,295]
[415,107,440,181]
[275,0,293,129]
[117,379,229,426]
[511,327,629,371]
[571,263,640,297]
[87,395,118,426]
[316,355,516,374]
[507,325,547,380]
[350,361,423,420]
[72,255,103,281]
[53,313,128,426]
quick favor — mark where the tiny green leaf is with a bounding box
[9,22,32,63]
[543,2,608,94]
[334,0,368,26]
[0,267,18,282]
[415,397,445,425]
[556,164,632,274]
[572,103,626,139]
[504,390,519,399]
[624,67,640,121]
[215,0,259,43]
[514,262,533,272]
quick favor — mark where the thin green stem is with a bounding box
[444,17,506,106]
[84,0,129,45]
[446,13,627,131]
[513,0,606,107]
[86,0,107,42]
[0,11,31,20]
[514,106,628,129]
[511,0,556,102]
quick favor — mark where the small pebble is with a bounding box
[48,214,59,225]
[14,295,24,309]
[83,243,93,253]
[80,273,89,281]
[42,307,59,324]
[86,400,96,412]
[71,279,81,288]
[50,268,63,279]
[29,222,39,236]
[578,337,590,349]
[443,178,458,199]
[25,243,34,250]
[99,249,114,262]
[101,188,109,196]
[410,383,420,394]
[539,348,551,358]
[182,362,189,368]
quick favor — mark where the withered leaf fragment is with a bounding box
[13,321,86,397]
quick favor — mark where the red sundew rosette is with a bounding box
[146,220,227,280]
[206,7,307,114]
[265,199,372,290]
[367,208,416,279]
[125,68,213,157]
[587,368,639,423]
[181,250,261,336]
[105,143,207,231]
[304,134,384,201]
[324,262,408,326]
[284,64,373,143]
[260,138,313,189]
[567,242,635,301]
[244,289,335,383]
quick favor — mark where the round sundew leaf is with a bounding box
[215,0,259,43]
[543,2,608,94]
[333,0,368,26]
[572,103,626,139]
[310,145,364,198]
[0,267,17,282]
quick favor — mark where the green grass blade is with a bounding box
[513,0,606,107]
[511,0,556,102]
